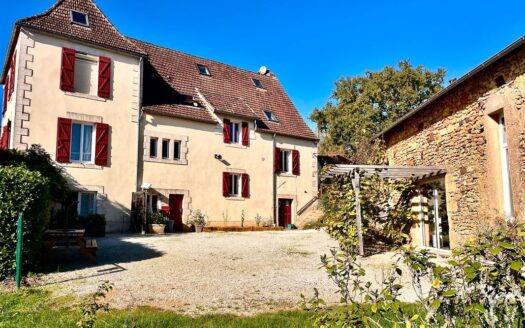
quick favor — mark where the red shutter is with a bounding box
[223,119,231,144]
[0,121,10,150]
[241,173,250,198]
[60,48,76,92]
[223,172,230,197]
[241,122,249,146]
[2,76,8,115]
[274,147,281,173]
[8,51,16,100]
[56,118,72,163]
[98,56,111,98]
[95,123,110,166]
[292,150,300,175]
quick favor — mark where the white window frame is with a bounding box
[230,174,241,197]
[70,122,95,164]
[280,149,291,173]
[149,137,158,158]
[230,122,240,144]
[77,191,97,217]
[70,10,90,27]
[499,114,513,219]
[161,139,170,159]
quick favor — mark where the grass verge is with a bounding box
[0,288,311,328]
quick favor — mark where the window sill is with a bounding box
[61,162,103,170]
[144,157,188,165]
[65,92,107,102]
[225,143,247,149]
[225,196,245,201]
[277,173,297,178]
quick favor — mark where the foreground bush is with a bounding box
[0,165,49,279]
[304,222,525,327]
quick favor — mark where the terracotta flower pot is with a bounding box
[148,224,166,234]
[195,225,204,233]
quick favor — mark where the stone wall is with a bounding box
[385,44,525,248]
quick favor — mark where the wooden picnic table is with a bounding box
[45,229,98,263]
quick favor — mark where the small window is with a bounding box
[71,122,94,163]
[150,138,158,158]
[230,174,240,197]
[495,75,506,87]
[280,150,291,173]
[78,192,96,217]
[264,110,277,122]
[173,141,181,160]
[74,55,97,95]
[162,139,170,159]
[196,64,210,76]
[252,78,264,89]
[230,122,240,144]
[71,11,89,27]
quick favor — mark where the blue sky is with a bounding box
[2,0,525,128]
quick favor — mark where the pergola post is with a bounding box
[351,171,364,256]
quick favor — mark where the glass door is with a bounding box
[420,179,450,250]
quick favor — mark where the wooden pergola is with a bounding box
[325,165,446,256]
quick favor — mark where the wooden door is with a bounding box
[169,194,184,232]
[278,199,292,227]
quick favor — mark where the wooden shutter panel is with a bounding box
[223,119,231,144]
[95,123,110,166]
[8,51,16,100]
[2,76,8,115]
[222,172,230,197]
[274,147,281,173]
[241,122,249,146]
[98,56,111,98]
[292,150,300,175]
[241,173,250,198]
[60,48,76,92]
[56,117,72,163]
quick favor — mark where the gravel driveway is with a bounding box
[38,230,423,315]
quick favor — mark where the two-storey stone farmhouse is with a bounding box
[380,37,525,250]
[0,0,319,232]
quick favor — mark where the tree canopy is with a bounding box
[310,60,445,158]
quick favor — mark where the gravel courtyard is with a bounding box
[38,230,423,315]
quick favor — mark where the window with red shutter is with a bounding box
[60,48,76,92]
[8,51,16,100]
[241,173,250,198]
[274,147,281,173]
[223,172,231,197]
[2,77,8,115]
[56,117,72,163]
[241,122,249,146]
[98,56,111,98]
[223,119,231,144]
[95,123,110,166]
[292,150,300,175]
[0,121,10,149]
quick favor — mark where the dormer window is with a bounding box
[252,78,264,89]
[196,64,210,76]
[71,11,89,27]
[264,110,278,122]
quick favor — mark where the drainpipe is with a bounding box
[136,56,144,192]
[272,133,277,226]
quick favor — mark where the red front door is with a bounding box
[278,199,292,227]
[169,194,184,232]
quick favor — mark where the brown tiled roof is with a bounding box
[16,0,145,56]
[132,39,318,141]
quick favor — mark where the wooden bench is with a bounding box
[82,239,98,263]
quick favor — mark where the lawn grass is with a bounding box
[0,288,312,328]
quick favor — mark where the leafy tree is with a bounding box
[311,60,445,157]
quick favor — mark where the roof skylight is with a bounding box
[264,110,277,122]
[196,64,210,76]
[71,10,89,27]
[252,78,264,89]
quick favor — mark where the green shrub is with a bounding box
[0,165,50,280]
[188,209,208,226]
[146,211,168,225]
[78,214,106,237]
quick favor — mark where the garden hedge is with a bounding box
[0,165,50,280]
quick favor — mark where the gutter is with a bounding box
[377,35,525,138]
[136,57,144,192]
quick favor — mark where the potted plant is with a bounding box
[147,211,168,234]
[188,209,208,233]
